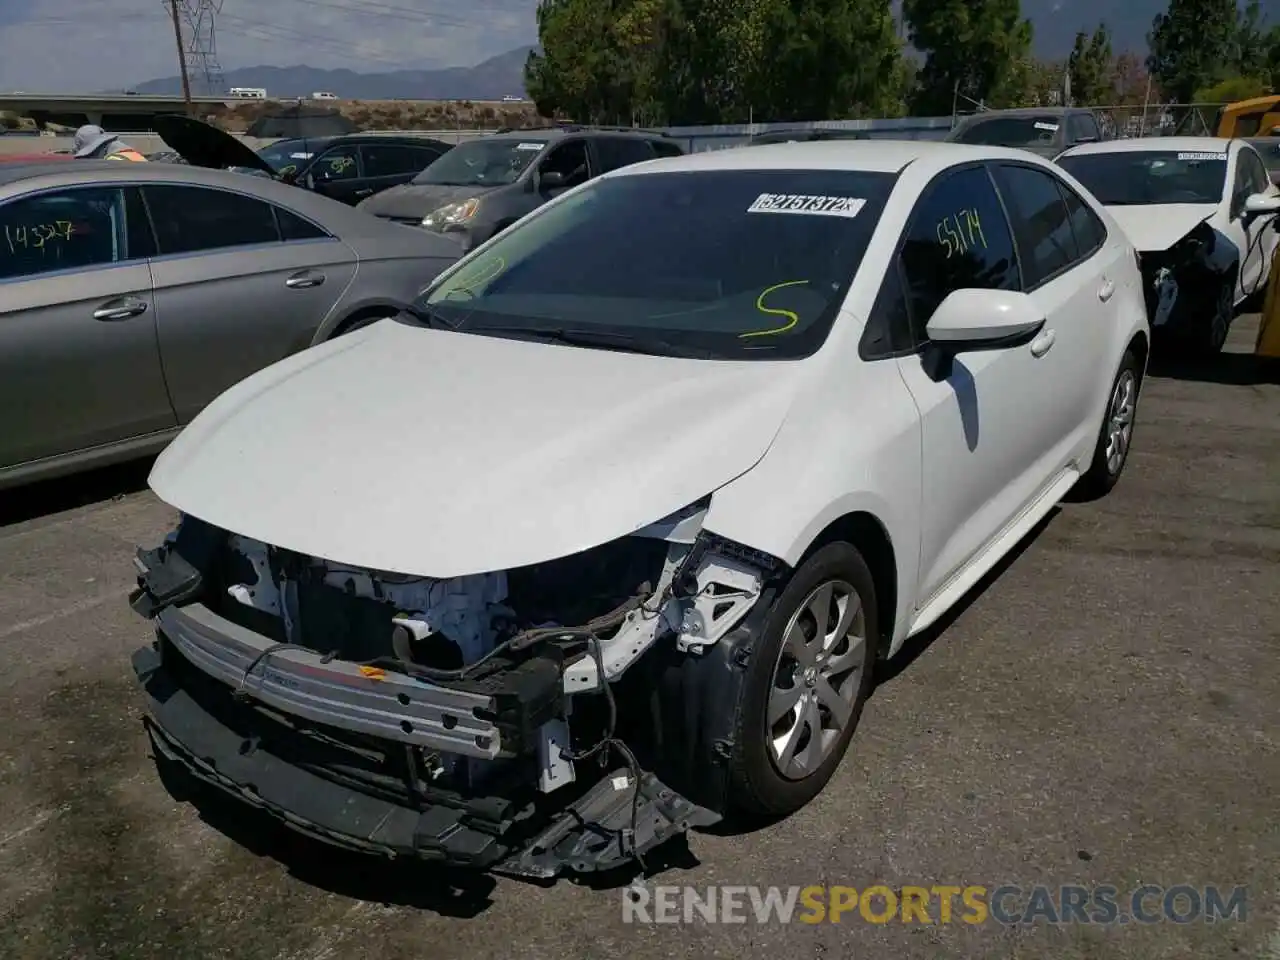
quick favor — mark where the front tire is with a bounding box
[1072,347,1141,501]
[726,541,878,818]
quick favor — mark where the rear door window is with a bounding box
[990,164,1079,288]
[592,137,655,173]
[142,185,281,255]
[360,143,421,178]
[1059,184,1107,260]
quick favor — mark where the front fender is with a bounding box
[701,353,923,653]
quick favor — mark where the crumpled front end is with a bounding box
[1137,221,1233,337]
[129,503,780,878]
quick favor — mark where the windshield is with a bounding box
[413,168,896,360]
[955,116,1062,147]
[1057,151,1227,205]
[255,139,320,175]
[412,137,545,186]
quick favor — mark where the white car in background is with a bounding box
[128,141,1150,879]
[1056,137,1280,355]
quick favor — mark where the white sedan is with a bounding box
[1057,136,1280,354]
[127,140,1150,877]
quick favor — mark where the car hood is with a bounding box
[358,182,499,218]
[148,319,807,578]
[152,113,277,176]
[1104,203,1219,252]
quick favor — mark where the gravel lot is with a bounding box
[1,318,1277,960]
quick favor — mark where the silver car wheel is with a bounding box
[767,579,867,781]
[1105,369,1136,475]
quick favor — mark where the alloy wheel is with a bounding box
[766,579,867,781]
[1105,369,1137,475]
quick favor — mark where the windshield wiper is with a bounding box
[463,324,717,359]
[400,303,458,330]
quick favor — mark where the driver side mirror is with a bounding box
[1243,192,1280,219]
[922,289,1045,379]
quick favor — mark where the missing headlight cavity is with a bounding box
[136,505,777,876]
[1140,220,1231,330]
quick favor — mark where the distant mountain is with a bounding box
[131,46,534,100]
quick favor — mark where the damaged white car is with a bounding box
[1057,137,1280,355]
[129,140,1150,879]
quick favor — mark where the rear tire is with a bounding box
[723,541,878,818]
[1071,347,1141,502]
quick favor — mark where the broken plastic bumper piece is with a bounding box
[132,643,718,876]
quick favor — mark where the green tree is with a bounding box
[1194,75,1271,101]
[1068,24,1114,106]
[903,0,1034,115]
[1267,24,1280,91]
[1234,0,1267,79]
[527,0,906,125]
[1147,0,1238,103]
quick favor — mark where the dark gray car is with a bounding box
[0,160,462,488]
[356,125,684,252]
[946,107,1106,158]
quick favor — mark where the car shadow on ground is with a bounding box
[0,456,155,528]
[1147,350,1280,386]
[151,752,502,915]
[699,507,1062,846]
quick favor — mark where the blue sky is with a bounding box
[0,0,539,91]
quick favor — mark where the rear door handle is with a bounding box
[1098,278,1115,301]
[92,298,148,321]
[1030,329,1056,357]
[286,272,325,289]
[354,187,374,197]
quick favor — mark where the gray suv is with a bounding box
[946,107,1107,158]
[356,125,684,251]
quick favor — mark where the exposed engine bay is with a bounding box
[128,501,781,878]
[1138,220,1233,332]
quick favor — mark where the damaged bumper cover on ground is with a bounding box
[128,505,777,878]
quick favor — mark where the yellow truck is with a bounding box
[1217,95,1280,138]
[1258,244,1280,358]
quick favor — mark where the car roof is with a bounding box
[484,126,669,144]
[0,160,426,236]
[1058,136,1237,158]
[954,107,1086,123]
[605,138,1056,178]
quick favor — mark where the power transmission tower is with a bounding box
[166,0,226,97]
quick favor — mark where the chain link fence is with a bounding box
[1069,103,1227,140]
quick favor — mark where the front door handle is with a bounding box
[1098,278,1115,301]
[1030,329,1056,357]
[92,298,148,321]
[285,272,325,289]
[354,187,374,197]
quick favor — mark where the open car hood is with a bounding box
[1105,204,1218,253]
[152,114,277,176]
[148,319,807,579]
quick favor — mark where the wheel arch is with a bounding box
[317,300,405,341]
[797,511,898,660]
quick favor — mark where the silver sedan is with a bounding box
[0,159,462,488]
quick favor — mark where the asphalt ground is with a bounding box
[0,317,1277,960]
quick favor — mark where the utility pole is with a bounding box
[167,0,193,114]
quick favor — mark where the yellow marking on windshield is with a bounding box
[739,280,810,338]
[446,256,507,297]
